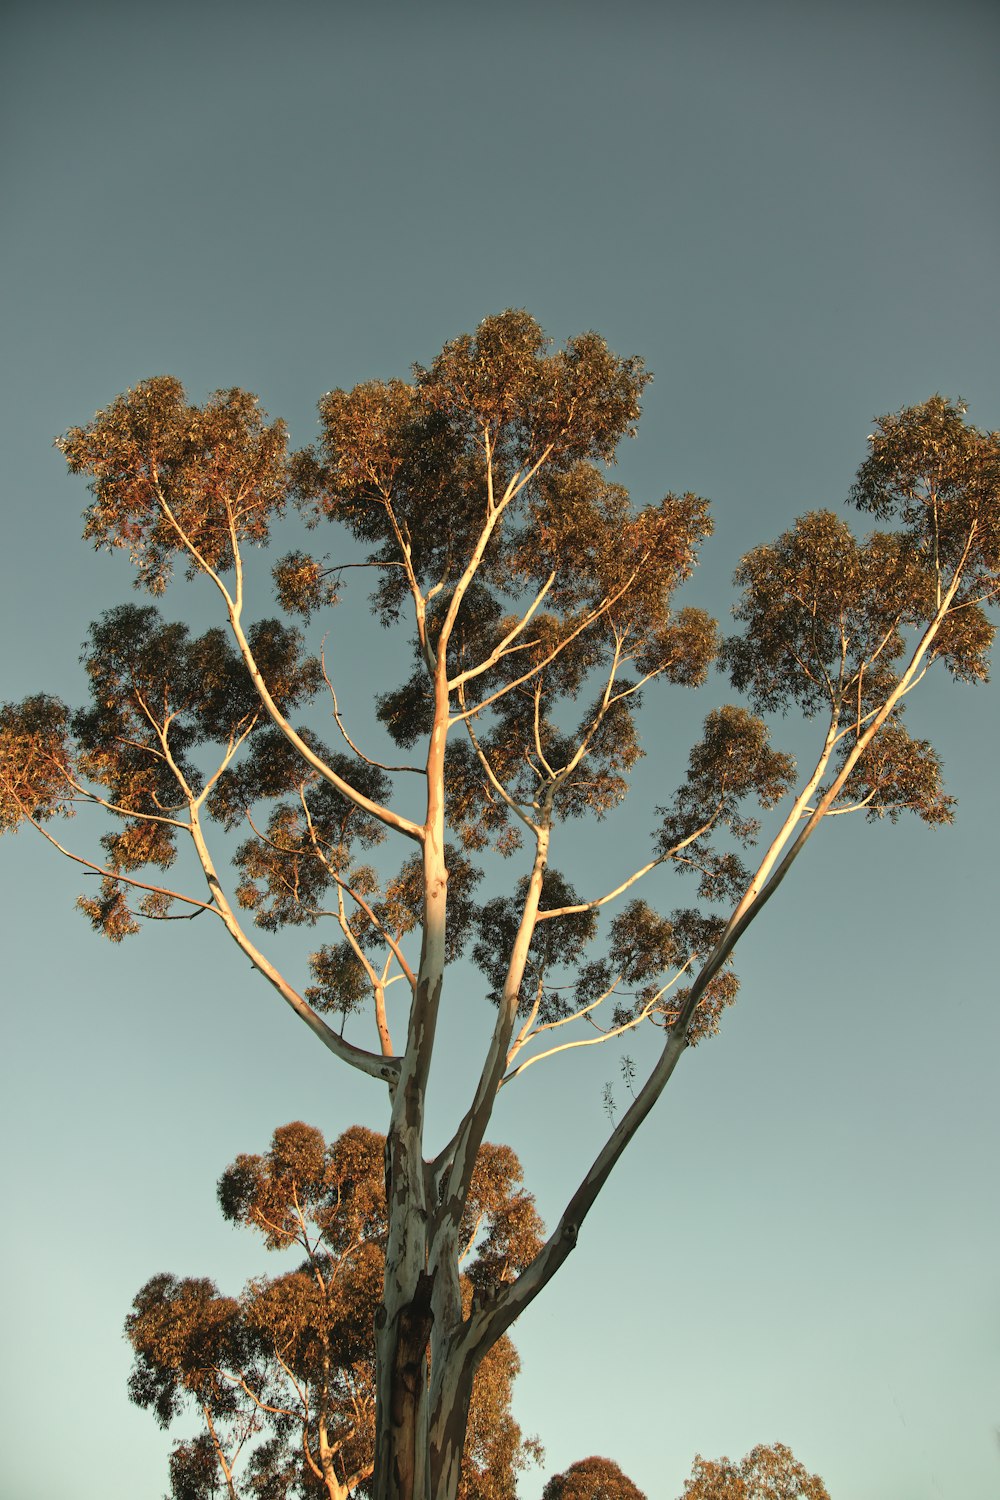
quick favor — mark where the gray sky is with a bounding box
[1,2,998,1497]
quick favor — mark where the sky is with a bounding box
[1,2,998,1497]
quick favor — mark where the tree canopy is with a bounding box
[2,311,997,1500]
[541,1453,648,1500]
[126,1123,542,1500]
[678,1441,830,1500]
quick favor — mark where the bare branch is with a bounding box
[320,640,422,774]
[25,814,220,916]
[459,690,541,835]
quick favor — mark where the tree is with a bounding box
[541,1454,648,1499]
[126,1122,542,1500]
[0,311,997,1500]
[678,1441,830,1499]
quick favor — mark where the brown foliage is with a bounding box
[542,1454,648,1500]
[679,1441,830,1500]
[127,1124,543,1500]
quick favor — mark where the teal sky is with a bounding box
[1,3,998,1498]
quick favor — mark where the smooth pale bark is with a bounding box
[372,697,450,1500]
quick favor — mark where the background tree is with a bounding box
[126,1123,542,1500]
[541,1453,648,1500]
[678,1441,830,1500]
[1,312,997,1500]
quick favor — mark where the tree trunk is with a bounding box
[372,1189,483,1500]
[373,1268,435,1500]
[428,1355,476,1500]
[371,696,467,1500]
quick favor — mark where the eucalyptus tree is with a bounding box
[127,1123,541,1500]
[541,1454,648,1500]
[678,1442,830,1500]
[1,310,997,1500]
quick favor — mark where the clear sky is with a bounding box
[1,2,998,1497]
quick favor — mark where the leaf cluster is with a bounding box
[459,1141,545,1296]
[851,395,1000,584]
[679,1441,830,1500]
[0,694,73,832]
[58,378,289,594]
[541,1454,648,1500]
[656,706,797,896]
[473,870,598,1020]
[128,1123,543,1500]
[830,713,954,823]
[722,512,929,716]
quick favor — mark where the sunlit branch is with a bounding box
[536,803,726,922]
[483,426,497,513]
[436,444,555,670]
[380,493,434,673]
[58,771,189,829]
[25,812,220,916]
[431,825,552,1208]
[270,1346,314,1435]
[330,877,383,998]
[830,658,933,749]
[228,607,424,844]
[459,689,541,835]
[932,485,942,609]
[703,543,974,984]
[218,1368,301,1426]
[447,571,557,692]
[462,1023,693,1360]
[810,793,878,815]
[507,974,547,1059]
[129,685,174,748]
[195,716,262,805]
[541,626,628,788]
[183,800,399,1081]
[501,989,670,1084]
[104,731,168,763]
[506,958,695,1076]
[458,1210,485,1265]
[148,473,423,843]
[375,951,396,1058]
[719,718,840,936]
[152,478,235,606]
[531,683,554,780]
[222,481,245,615]
[950,582,1000,610]
[534,856,665,922]
[200,1402,239,1500]
[864,612,909,672]
[450,563,647,723]
[319,557,410,575]
[298,791,417,992]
